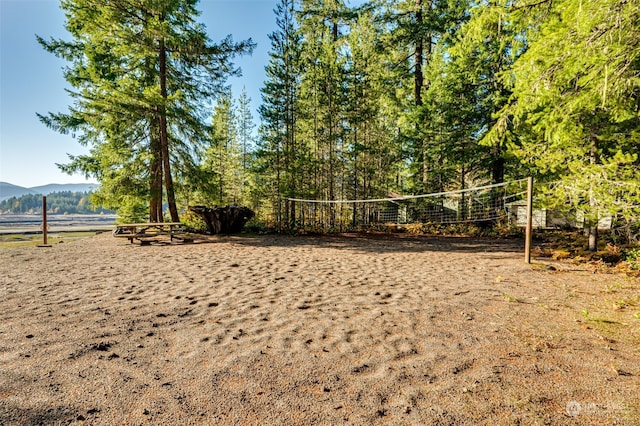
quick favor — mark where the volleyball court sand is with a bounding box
[0,233,638,424]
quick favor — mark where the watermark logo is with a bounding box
[566,401,582,417]
[566,400,624,417]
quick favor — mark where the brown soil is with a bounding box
[0,233,638,425]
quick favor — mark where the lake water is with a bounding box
[0,214,117,234]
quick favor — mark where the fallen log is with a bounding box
[188,205,255,235]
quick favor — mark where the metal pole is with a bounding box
[525,177,533,263]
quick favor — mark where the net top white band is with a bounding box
[285,179,528,204]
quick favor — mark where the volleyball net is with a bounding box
[284,179,530,232]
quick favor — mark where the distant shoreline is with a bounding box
[0,213,116,235]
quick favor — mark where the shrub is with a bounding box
[624,248,640,270]
[180,210,208,233]
[405,223,424,235]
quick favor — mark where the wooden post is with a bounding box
[524,177,533,264]
[38,196,52,247]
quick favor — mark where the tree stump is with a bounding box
[189,205,255,234]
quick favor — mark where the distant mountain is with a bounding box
[0,182,99,201]
[0,182,37,200]
[30,183,99,195]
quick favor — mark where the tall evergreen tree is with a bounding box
[490,0,640,250]
[449,0,529,186]
[203,90,245,205]
[344,7,402,201]
[236,87,256,174]
[257,0,303,228]
[38,0,254,222]
[378,0,469,193]
[298,0,350,223]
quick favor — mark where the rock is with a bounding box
[93,342,111,351]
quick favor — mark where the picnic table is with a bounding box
[112,222,193,244]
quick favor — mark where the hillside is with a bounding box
[0,182,99,201]
[0,182,36,201]
[30,183,99,196]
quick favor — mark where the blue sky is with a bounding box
[0,0,277,187]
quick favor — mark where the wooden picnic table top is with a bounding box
[116,222,184,228]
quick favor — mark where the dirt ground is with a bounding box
[0,232,638,425]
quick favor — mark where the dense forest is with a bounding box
[38,0,639,249]
[0,191,114,215]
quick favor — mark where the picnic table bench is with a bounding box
[112,222,193,244]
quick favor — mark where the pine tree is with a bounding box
[378,0,469,193]
[203,90,246,206]
[38,0,254,222]
[344,7,403,204]
[236,87,255,175]
[257,0,303,228]
[297,0,351,228]
[491,0,640,250]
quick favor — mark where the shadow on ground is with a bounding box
[218,233,525,255]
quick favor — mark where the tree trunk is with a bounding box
[276,136,282,231]
[219,136,225,203]
[287,69,296,229]
[460,164,466,221]
[415,0,424,189]
[149,130,163,222]
[414,0,423,107]
[491,153,505,184]
[588,224,598,252]
[414,0,430,190]
[159,32,179,222]
[147,54,163,223]
[588,138,598,252]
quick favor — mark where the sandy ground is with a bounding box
[0,232,638,425]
